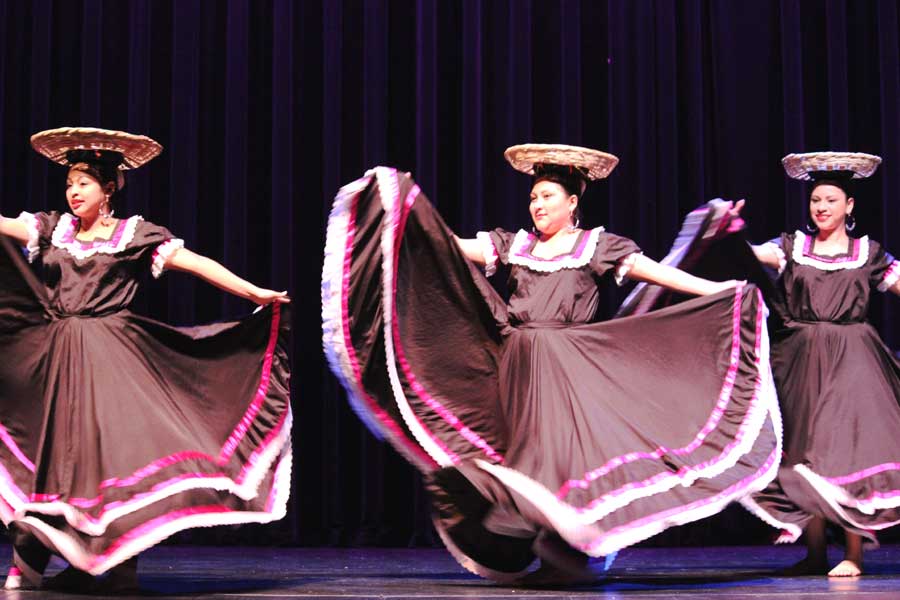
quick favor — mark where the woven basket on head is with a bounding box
[782,152,882,180]
[504,144,619,180]
[31,127,163,170]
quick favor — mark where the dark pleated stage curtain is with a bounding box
[1,0,898,546]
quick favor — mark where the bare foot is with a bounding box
[828,559,862,577]
[779,556,828,576]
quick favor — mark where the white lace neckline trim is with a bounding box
[507,227,603,273]
[51,213,143,260]
[791,230,869,271]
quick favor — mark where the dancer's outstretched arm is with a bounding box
[165,248,290,305]
[749,244,783,270]
[0,214,29,245]
[456,232,738,296]
[626,254,740,296]
[725,200,783,270]
[454,236,487,266]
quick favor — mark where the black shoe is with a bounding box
[531,530,595,581]
[43,566,96,593]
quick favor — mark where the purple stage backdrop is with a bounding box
[1,0,899,547]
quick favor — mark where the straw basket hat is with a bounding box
[504,144,619,180]
[782,152,881,180]
[31,127,163,170]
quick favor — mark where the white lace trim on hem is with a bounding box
[473,290,782,556]
[14,444,291,575]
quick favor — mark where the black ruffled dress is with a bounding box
[0,211,291,576]
[322,169,781,579]
[624,206,900,545]
[742,232,900,543]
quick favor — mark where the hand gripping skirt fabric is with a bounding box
[322,169,782,580]
[0,234,292,576]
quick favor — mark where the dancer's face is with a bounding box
[809,184,854,235]
[530,180,578,236]
[66,168,108,220]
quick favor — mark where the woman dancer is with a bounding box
[322,144,781,582]
[0,127,292,592]
[735,153,900,577]
[624,152,900,577]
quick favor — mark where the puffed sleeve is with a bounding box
[14,211,62,263]
[476,228,516,277]
[759,234,789,274]
[870,241,900,293]
[131,220,185,279]
[590,231,642,286]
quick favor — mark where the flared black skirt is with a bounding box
[322,170,781,579]
[0,235,292,575]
